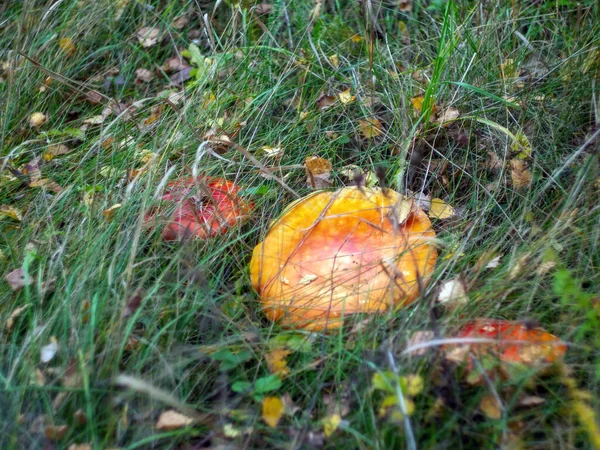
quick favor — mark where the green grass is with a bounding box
[1,0,599,448]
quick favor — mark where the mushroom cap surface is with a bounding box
[147,176,252,241]
[250,187,438,330]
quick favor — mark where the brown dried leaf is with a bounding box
[136,27,162,48]
[172,16,190,29]
[479,394,502,419]
[0,205,23,221]
[135,68,154,83]
[265,349,291,377]
[510,159,532,191]
[518,395,545,407]
[155,410,195,430]
[43,144,71,161]
[6,304,29,331]
[5,268,31,291]
[122,289,144,318]
[163,56,191,73]
[406,331,435,356]
[358,118,383,138]
[317,94,336,110]
[45,424,68,441]
[305,156,332,189]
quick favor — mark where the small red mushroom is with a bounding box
[146,176,252,241]
[445,319,567,374]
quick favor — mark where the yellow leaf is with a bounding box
[103,204,123,222]
[428,198,455,219]
[500,58,517,79]
[410,96,425,112]
[59,37,76,56]
[358,118,383,138]
[155,410,195,430]
[509,159,532,191]
[322,413,341,437]
[265,348,291,377]
[0,205,23,221]
[29,112,46,127]
[329,54,339,68]
[262,396,284,428]
[404,374,424,396]
[350,34,363,43]
[337,89,355,105]
[43,144,71,161]
[262,146,284,158]
[512,131,532,159]
[480,394,502,419]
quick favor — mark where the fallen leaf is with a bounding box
[337,89,355,105]
[265,348,291,377]
[58,37,76,56]
[5,268,31,291]
[428,198,455,219]
[500,58,518,79]
[103,204,123,222]
[262,145,283,158]
[29,178,63,193]
[163,56,191,73]
[40,337,58,363]
[122,289,144,318]
[512,131,532,159]
[45,424,68,441]
[486,151,503,170]
[350,34,363,43]
[322,414,342,437]
[406,330,435,356]
[170,68,193,86]
[0,205,23,221]
[358,118,383,138]
[480,394,502,419]
[398,0,412,12]
[254,3,273,14]
[262,396,284,428]
[43,144,71,161]
[29,112,46,127]
[510,159,532,191]
[437,278,469,308]
[317,94,336,110]
[305,156,332,189]
[74,409,87,426]
[329,54,339,68]
[6,304,29,331]
[172,15,189,29]
[136,27,162,48]
[435,107,460,124]
[135,68,154,83]
[223,423,242,438]
[155,410,195,430]
[518,395,545,407]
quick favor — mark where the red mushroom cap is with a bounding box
[146,176,252,241]
[250,187,438,330]
[447,319,567,366]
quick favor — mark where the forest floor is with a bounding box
[1,0,599,449]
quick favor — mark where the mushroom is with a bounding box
[250,187,438,330]
[146,176,252,241]
[445,319,567,370]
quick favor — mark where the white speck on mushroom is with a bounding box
[298,274,318,285]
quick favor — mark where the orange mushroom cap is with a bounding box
[448,319,567,366]
[146,176,252,241]
[250,187,438,330]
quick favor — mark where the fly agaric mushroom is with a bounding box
[250,187,438,330]
[146,176,252,241]
[445,319,567,369]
